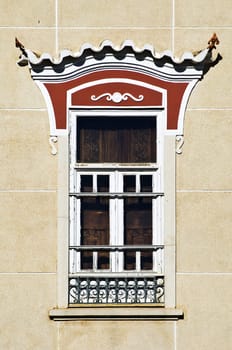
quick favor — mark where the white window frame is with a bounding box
[52,107,179,318]
[68,110,166,304]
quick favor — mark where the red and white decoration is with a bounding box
[17,39,218,137]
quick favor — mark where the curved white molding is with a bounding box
[68,78,165,98]
[176,135,184,154]
[91,92,144,103]
[35,81,57,136]
[176,79,199,135]
[49,136,58,155]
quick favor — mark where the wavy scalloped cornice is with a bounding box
[16,37,220,68]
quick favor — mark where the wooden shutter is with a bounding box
[77,117,156,163]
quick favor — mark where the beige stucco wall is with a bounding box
[0,1,231,349]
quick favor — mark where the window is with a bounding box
[19,38,210,320]
[68,111,165,304]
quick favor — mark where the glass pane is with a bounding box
[97,251,109,270]
[81,197,109,269]
[140,175,152,192]
[78,120,99,162]
[123,175,136,192]
[81,250,92,270]
[124,197,152,270]
[141,251,153,270]
[97,175,109,192]
[124,251,136,271]
[77,117,156,163]
[81,175,92,192]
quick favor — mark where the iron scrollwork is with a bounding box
[69,276,164,304]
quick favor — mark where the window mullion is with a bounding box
[116,172,124,272]
[69,197,76,273]
[93,173,97,193]
[109,172,117,272]
[136,174,140,192]
[136,251,141,271]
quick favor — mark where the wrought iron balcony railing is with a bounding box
[69,275,164,304]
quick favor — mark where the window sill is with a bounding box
[49,306,184,321]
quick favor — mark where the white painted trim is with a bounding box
[163,135,176,308]
[57,135,69,308]
[69,109,164,117]
[34,81,57,135]
[177,79,199,134]
[30,54,204,83]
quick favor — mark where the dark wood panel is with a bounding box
[77,117,156,163]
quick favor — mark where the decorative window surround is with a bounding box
[68,110,165,306]
[16,36,220,320]
[16,38,221,138]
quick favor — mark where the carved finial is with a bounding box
[207,33,220,50]
[15,37,29,66]
[15,37,27,57]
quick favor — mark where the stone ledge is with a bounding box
[49,306,184,321]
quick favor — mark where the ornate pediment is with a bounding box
[16,36,221,137]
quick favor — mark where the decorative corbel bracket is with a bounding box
[176,135,184,155]
[49,136,58,155]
